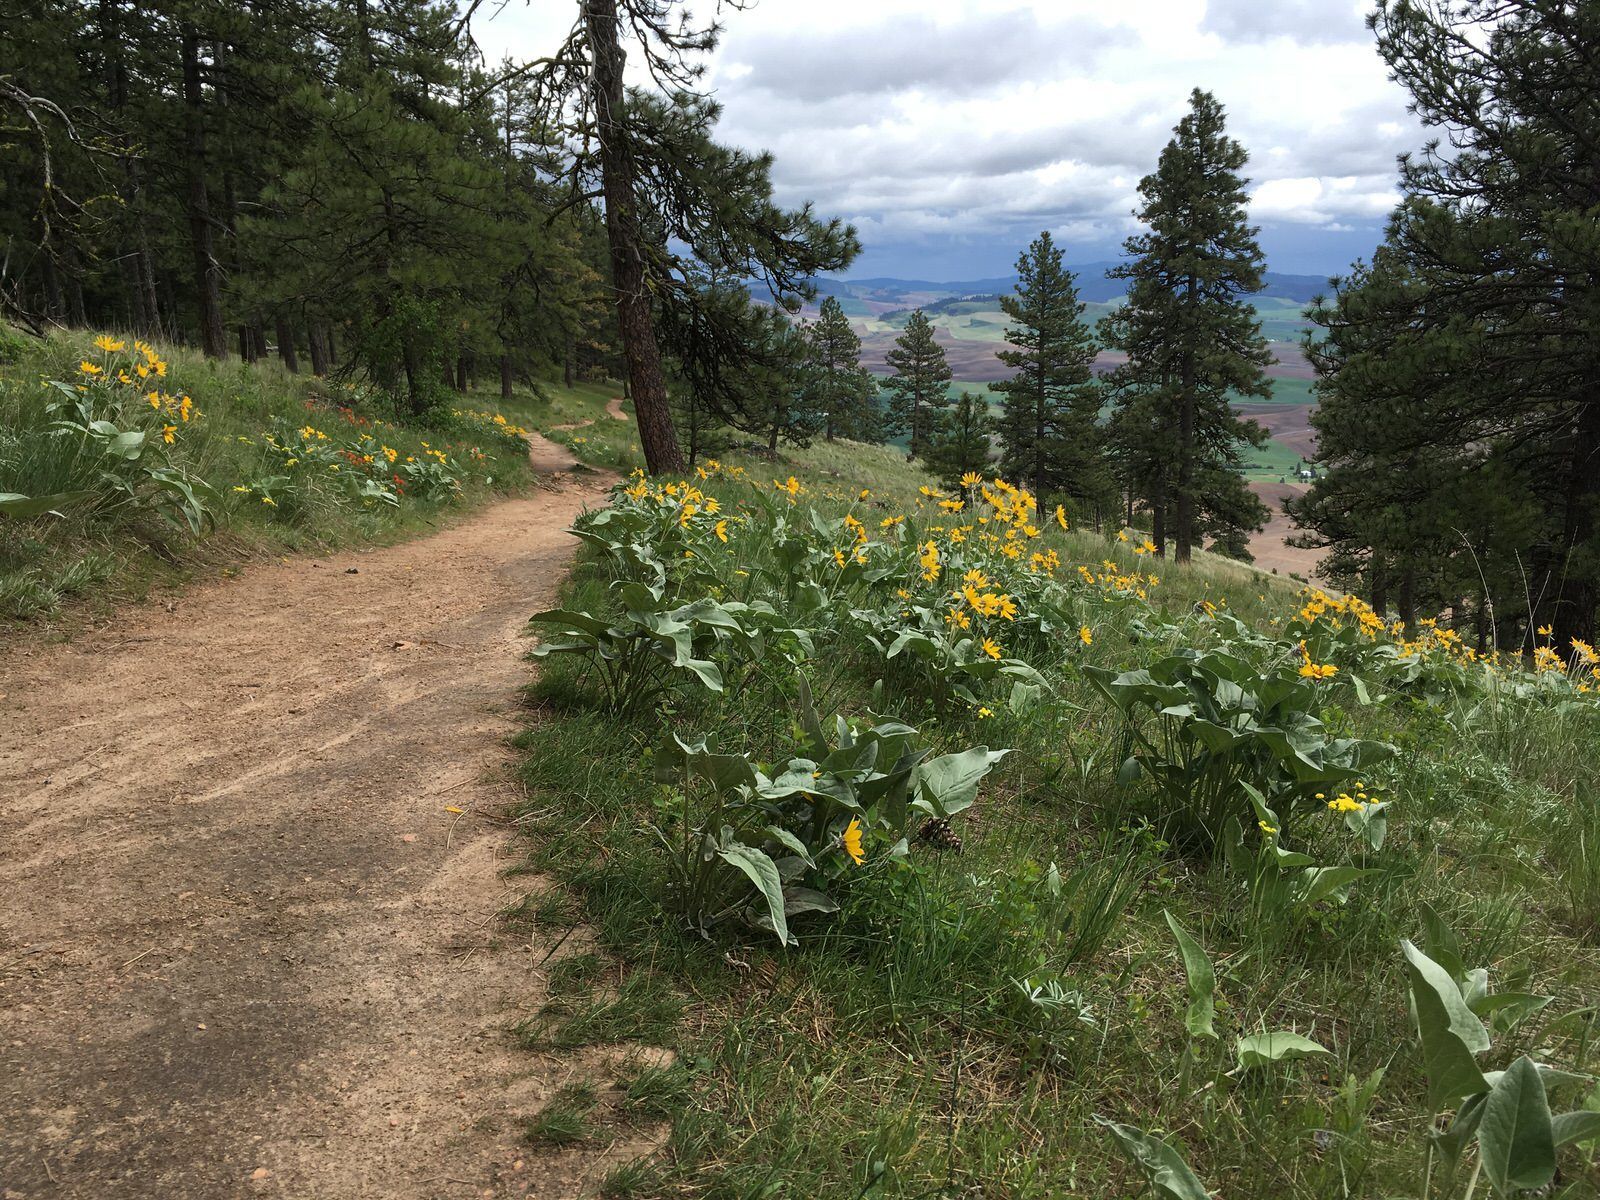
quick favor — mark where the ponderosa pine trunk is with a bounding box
[584,0,683,474]
[1175,274,1198,563]
[181,26,226,358]
[276,316,298,372]
[1151,475,1167,558]
[306,323,327,375]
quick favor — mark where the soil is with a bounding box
[0,434,661,1198]
[1248,480,1326,581]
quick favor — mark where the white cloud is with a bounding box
[1251,175,1399,224]
[470,1,1421,272]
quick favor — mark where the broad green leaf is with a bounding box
[1552,1110,1600,1148]
[1472,992,1552,1033]
[1417,902,1464,981]
[1235,1031,1329,1070]
[677,656,724,692]
[717,843,789,947]
[794,673,829,759]
[1431,1091,1486,1178]
[1297,866,1372,908]
[105,429,146,459]
[1092,1116,1210,1200]
[764,825,816,869]
[913,746,1010,817]
[779,886,838,917]
[1479,1056,1556,1196]
[1163,911,1216,1040]
[0,490,88,518]
[1401,939,1489,1112]
[1350,673,1372,705]
[527,607,614,637]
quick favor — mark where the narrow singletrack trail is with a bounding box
[0,436,651,1199]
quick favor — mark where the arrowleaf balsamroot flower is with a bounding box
[841,817,865,866]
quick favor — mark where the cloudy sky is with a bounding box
[471,0,1423,280]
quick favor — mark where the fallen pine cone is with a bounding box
[917,816,963,852]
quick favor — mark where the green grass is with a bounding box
[518,379,646,474]
[525,1082,601,1146]
[0,326,600,625]
[505,439,1600,1197]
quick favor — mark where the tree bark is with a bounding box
[276,316,298,372]
[1175,275,1198,563]
[499,352,512,400]
[563,330,575,389]
[181,25,227,358]
[584,0,683,473]
[64,247,87,325]
[307,323,328,376]
[1151,475,1167,558]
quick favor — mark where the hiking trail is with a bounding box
[0,432,657,1199]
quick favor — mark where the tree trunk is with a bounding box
[1034,360,1046,501]
[238,325,254,362]
[64,247,87,326]
[181,25,227,358]
[276,316,298,373]
[102,0,161,337]
[38,233,63,320]
[455,355,467,392]
[307,323,328,376]
[1398,570,1416,632]
[1550,398,1600,646]
[1151,474,1167,558]
[1370,554,1387,617]
[1175,276,1198,563]
[585,0,683,474]
[499,352,512,401]
[563,330,575,389]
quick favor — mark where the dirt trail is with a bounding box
[0,437,654,1198]
[549,397,627,435]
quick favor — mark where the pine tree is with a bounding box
[807,296,875,441]
[1292,218,1555,641]
[990,230,1105,514]
[1334,0,1600,646]
[883,309,951,458]
[1105,89,1272,563]
[923,391,993,489]
[534,1,858,474]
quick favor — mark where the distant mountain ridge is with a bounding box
[815,265,1334,306]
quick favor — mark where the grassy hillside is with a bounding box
[0,326,562,624]
[507,431,1600,1198]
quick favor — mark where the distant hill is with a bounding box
[815,266,1333,308]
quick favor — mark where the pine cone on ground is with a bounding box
[917,816,963,852]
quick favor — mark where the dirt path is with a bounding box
[0,438,653,1198]
[549,397,627,435]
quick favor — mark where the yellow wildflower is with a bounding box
[841,817,865,866]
